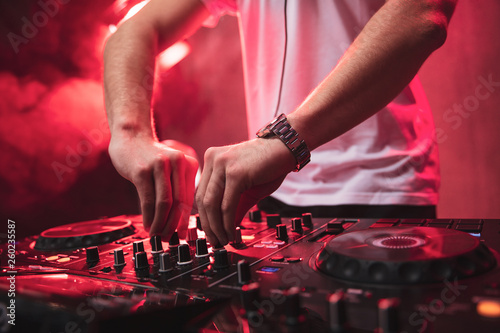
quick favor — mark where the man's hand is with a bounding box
[109,136,199,241]
[196,138,296,246]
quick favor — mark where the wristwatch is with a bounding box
[256,113,311,172]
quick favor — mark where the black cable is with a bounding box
[274,0,288,117]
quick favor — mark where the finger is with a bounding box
[195,154,217,247]
[134,170,156,233]
[220,172,245,242]
[149,160,172,239]
[161,152,186,240]
[203,168,227,245]
[178,156,199,239]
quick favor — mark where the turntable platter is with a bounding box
[315,227,497,284]
[34,219,136,251]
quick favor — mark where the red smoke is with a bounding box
[0,0,139,236]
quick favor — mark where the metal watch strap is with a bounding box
[256,113,311,172]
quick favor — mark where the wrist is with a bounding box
[256,113,311,171]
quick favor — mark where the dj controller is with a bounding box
[1,212,500,332]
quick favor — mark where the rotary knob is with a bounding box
[240,282,261,320]
[86,246,99,264]
[186,228,198,245]
[291,218,303,234]
[276,224,288,241]
[133,241,144,256]
[232,227,243,245]
[213,249,229,270]
[177,244,192,265]
[249,209,262,222]
[169,232,180,249]
[113,249,125,267]
[328,291,348,333]
[150,235,163,253]
[134,251,149,276]
[378,298,400,333]
[159,252,173,272]
[267,214,282,228]
[196,238,209,258]
[302,213,313,228]
[237,259,252,285]
[283,287,305,326]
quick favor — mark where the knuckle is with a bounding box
[168,150,184,165]
[202,196,215,210]
[155,198,171,210]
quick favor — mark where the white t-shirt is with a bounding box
[200,0,440,206]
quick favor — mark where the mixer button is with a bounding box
[270,255,284,262]
[286,257,301,263]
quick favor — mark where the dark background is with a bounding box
[1,0,499,238]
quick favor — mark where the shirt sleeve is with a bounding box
[199,0,237,27]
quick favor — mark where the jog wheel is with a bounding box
[315,227,497,284]
[34,219,136,251]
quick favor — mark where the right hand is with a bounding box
[108,135,199,241]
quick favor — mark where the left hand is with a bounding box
[195,137,296,246]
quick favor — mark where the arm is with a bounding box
[196,0,457,246]
[103,0,210,240]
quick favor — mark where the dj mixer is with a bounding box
[1,212,500,332]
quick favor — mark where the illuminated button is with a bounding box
[477,299,500,318]
[262,240,273,244]
[46,255,59,261]
[287,257,301,263]
[270,255,285,262]
[254,244,265,248]
[265,244,278,249]
[274,241,286,245]
[57,257,71,263]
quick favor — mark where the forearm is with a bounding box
[103,0,209,143]
[104,20,158,142]
[288,0,456,151]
